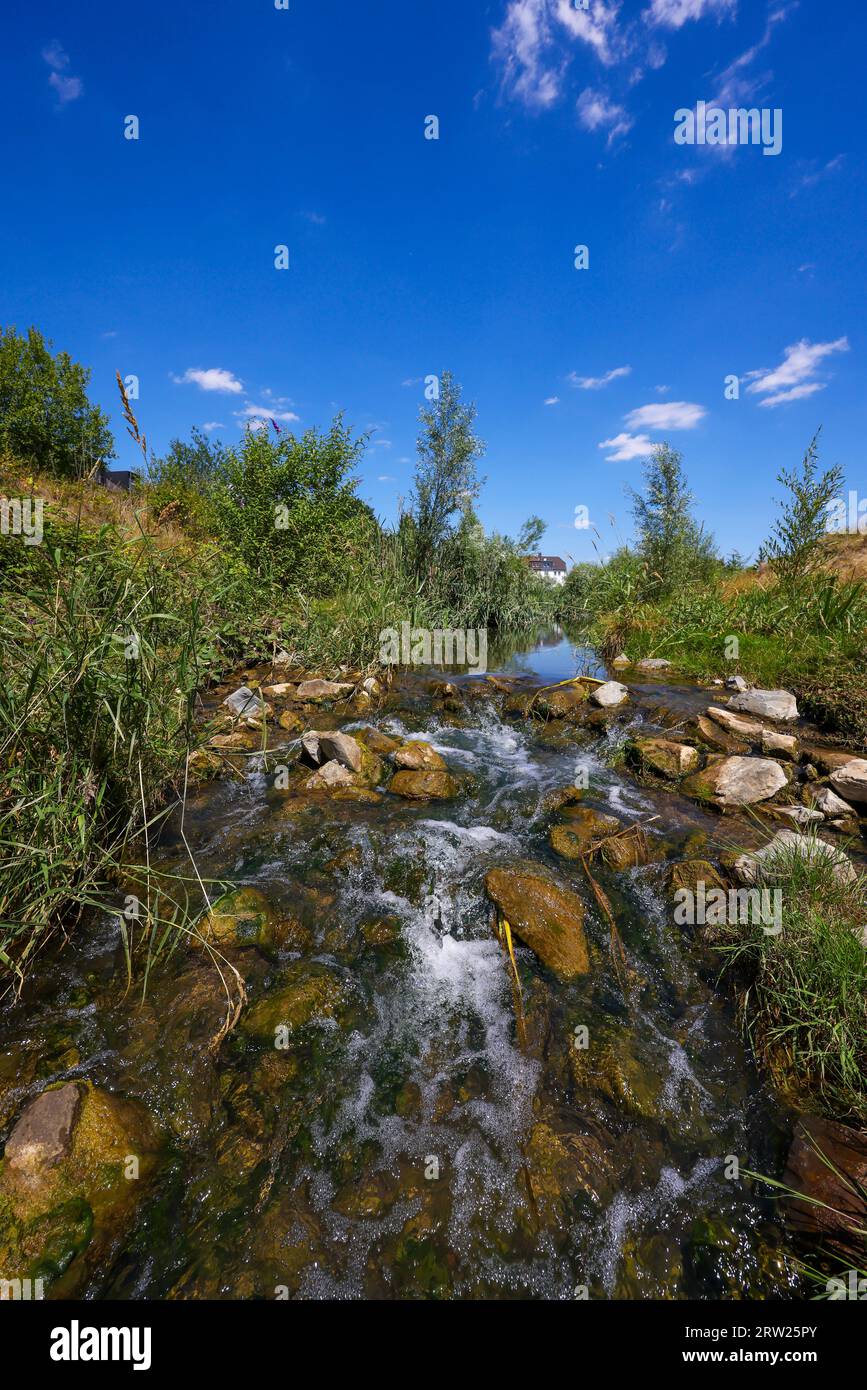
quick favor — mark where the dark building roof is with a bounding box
[525,554,566,573]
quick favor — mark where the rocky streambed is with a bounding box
[1,634,866,1300]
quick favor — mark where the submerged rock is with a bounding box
[783,1117,867,1252]
[389,769,458,800]
[241,964,354,1040]
[682,756,788,808]
[0,1083,160,1296]
[628,737,699,780]
[484,863,589,979]
[196,886,286,952]
[668,860,726,895]
[525,1120,615,1222]
[549,807,621,860]
[728,688,798,722]
[635,658,672,672]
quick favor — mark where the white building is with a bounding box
[525,554,567,586]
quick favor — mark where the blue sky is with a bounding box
[1,0,863,562]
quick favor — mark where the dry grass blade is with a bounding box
[115,370,148,466]
[496,912,528,1049]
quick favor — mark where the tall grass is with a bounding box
[718,840,867,1125]
[0,496,238,985]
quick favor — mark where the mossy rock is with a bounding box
[532,685,591,722]
[195,886,284,952]
[627,737,700,780]
[389,769,459,800]
[392,740,446,772]
[484,861,589,979]
[0,1082,160,1296]
[241,963,354,1042]
[525,1120,615,1225]
[668,860,726,896]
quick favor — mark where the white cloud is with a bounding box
[236,404,300,424]
[599,432,655,461]
[644,0,734,31]
[576,88,633,144]
[174,367,244,394]
[568,364,631,390]
[377,475,396,482]
[301,210,326,224]
[745,337,849,407]
[49,72,83,103]
[491,0,621,110]
[544,396,560,405]
[790,155,844,197]
[42,41,83,104]
[491,0,562,109]
[625,400,706,429]
[202,422,225,432]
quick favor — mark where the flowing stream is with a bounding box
[0,628,804,1299]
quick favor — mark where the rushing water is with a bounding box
[0,629,804,1299]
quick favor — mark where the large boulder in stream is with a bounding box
[727,688,799,721]
[392,740,446,771]
[0,1082,160,1296]
[682,755,788,808]
[484,863,589,979]
[389,768,458,800]
[829,758,867,805]
[627,737,699,780]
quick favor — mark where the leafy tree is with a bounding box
[409,371,485,582]
[628,443,717,597]
[147,428,229,530]
[0,326,114,476]
[764,431,843,588]
[517,515,546,553]
[209,417,372,592]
